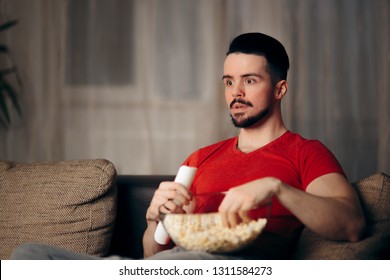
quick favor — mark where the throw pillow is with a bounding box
[0,159,117,259]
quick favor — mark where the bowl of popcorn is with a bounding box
[162,212,267,253]
[161,191,270,253]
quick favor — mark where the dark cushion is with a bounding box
[109,175,174,259]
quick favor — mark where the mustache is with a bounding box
[230,98,253,109]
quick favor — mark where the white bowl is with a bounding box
[162,212,267,253]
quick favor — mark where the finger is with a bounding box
[151,183,187,209]
[162,199,189,214]
[173,183,192,200]
[218,196,240,228]
[154,187,178,201]
[158,182,192,203]
[151,190,173,210]
[238,210,251,223]
[173,207,186,214]
[227,212,241,228]
[148,182,183,221]
[172,192,191,207]
[158,203,171,215]
[220,211,228,228]
[163,200,181,212]
[218,193,235,213]
[221,211,241,228]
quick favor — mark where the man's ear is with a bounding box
[274,80,288,100]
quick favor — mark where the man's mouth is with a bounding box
[230,98,253,109]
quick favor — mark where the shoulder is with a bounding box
[285,131,345,188]
[182,137,236,167]
[283,131,333,156]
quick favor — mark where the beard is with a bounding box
[230,107,270,128]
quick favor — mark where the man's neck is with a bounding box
[236,121,287,153]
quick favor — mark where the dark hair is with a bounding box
[227,33,289,84]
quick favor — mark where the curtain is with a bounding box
[0,0,66,161]
[1,0,389,181]
[283,0,390,180]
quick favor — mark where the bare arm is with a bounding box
[219,173,366,242]
[142,220,173,258]
[275,173,366,241]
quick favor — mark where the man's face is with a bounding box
[222,53,275,128]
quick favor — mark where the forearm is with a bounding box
[274,178,366,241]
[142,221,173,258]
[142,181,192,258]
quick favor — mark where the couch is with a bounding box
[1,159,389,259]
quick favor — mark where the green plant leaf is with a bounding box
[0,115,9,129]
[0,20,18,32]
[0,44,9,52]
[0,108,9,129]
[2,79,22,117]
[0,18,22,130]
[0,67,17,77]
[0,86,11,125]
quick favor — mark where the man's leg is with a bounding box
[146,247,241,260]
[10,243,103,260]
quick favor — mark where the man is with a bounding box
[142,32,366,260]
[11,32,366,260]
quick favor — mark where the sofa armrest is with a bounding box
[0,159,117,260]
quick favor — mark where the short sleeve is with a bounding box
[299,140,345,190]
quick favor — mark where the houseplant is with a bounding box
[0,19,22,130]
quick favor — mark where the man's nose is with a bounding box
[232,83,245,98]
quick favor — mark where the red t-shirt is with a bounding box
[182,131,345,238]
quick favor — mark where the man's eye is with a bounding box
[225,80,233,86]
[245,79,255,85]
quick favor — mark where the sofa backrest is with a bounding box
[111,172,390,260]
[109,175,174,259]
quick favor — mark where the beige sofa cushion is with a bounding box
[294,172,390,259]
[0,159,117,259]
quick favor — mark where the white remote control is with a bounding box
[154,165,197,245]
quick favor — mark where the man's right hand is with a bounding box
[146,181,193,222]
